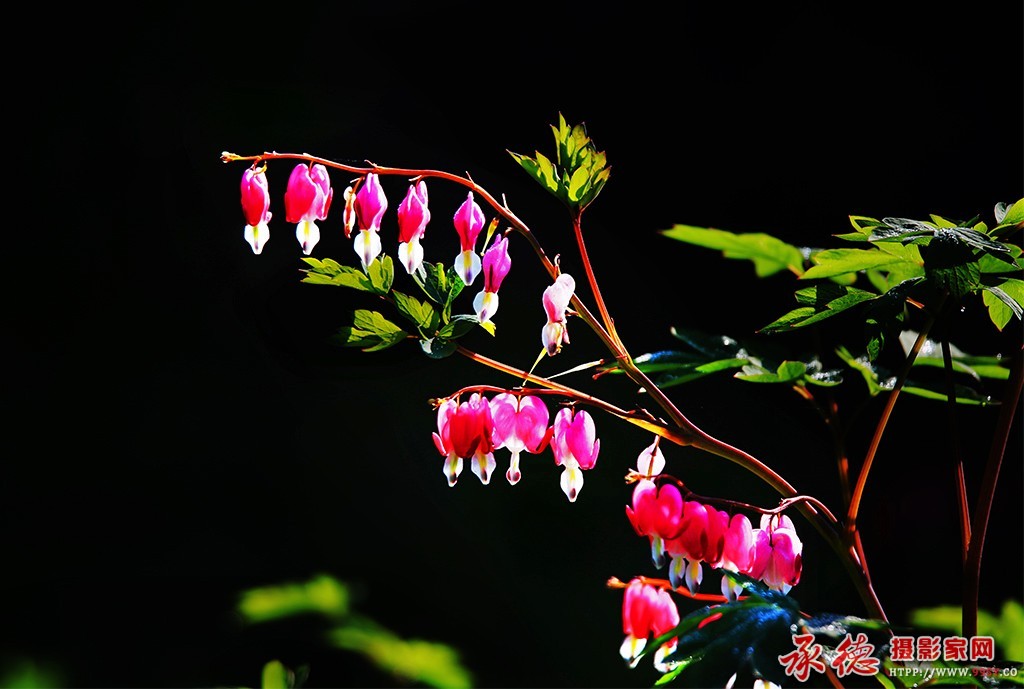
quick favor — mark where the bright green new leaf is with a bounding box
[238,574,349,624]
[801,248,908,280]
[300,257,374,291]
[995,198,1024,227]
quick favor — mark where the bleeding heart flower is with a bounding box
[240,167,272,254]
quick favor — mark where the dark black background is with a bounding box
[6,3,1022,688]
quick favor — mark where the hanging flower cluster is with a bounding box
[236,167,507,295]
[619,578,680,671]
[625,442,803,598]
[432,393,600,501]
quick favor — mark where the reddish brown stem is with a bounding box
[846,296,946,531]
[963,342,1024,639]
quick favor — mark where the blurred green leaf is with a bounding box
[0,661,64,689]
[261,660,293,689]
[238,574,350,623]
[909,600,1024,662]
[329,623,473,689]
[660,225,805,277]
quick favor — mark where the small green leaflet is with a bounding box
[366,254,395,295]
[335,310,408,352]
[300,257,373,291]
[391,291,440,335]
[508,113,610,212]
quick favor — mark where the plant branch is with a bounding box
[963,342,1024,639]
[846,295,948,530]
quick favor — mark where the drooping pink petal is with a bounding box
[240,168,272,227]
[397,181,430,243]
[355,172,388,232]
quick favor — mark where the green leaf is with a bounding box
[353,310,404,336]
[434,314,494,339]
[761,284,878,333]
[261,660,293,689]
[329,623,473,689]
[661,225,805,277]
[392,291,439,334]
[922,231,982,298]
[995,198,1024,227]
[300,257,374,291]
[340,311,409,352]
[238,574,349,624]
[650,576,804,686]
[413,261,450,304]
[801,248,908,280]
[981,278,1024,330]
[734,360,808,383]
[366,255,395,295]
[419,337,458,359]
[910,601,1024,663]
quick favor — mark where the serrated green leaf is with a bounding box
[661,225,805,277]
[366,255,395,295]
[353,310,404,336]
[761,284,877,333]
[334,327,381,349]
[801,248,908,279]
[300,257,374,291]
[392,291,439,333]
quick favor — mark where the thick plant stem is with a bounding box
[963,343,1024,639]
[846,296,947,531]
[571,213,621,346]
